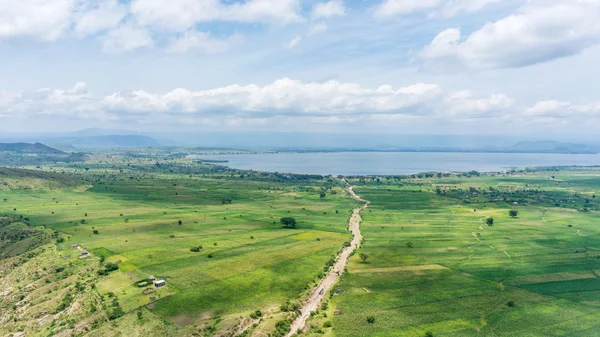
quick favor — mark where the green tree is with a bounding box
[509,210,518,218]
[486,218,494,226]
[359,253,369,262]
[320,192,327,200]
[280,217,297,228]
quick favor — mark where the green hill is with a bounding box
[0,142,66,154]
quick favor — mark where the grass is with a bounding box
[331,169,600,336]
[0,163,356,336]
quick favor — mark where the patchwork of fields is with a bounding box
[0,169,357,335]
[330,171,600,336]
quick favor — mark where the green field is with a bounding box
[5,157,600,337]
[327,170,600,336]
[0,160,357,336]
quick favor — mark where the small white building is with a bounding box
[154,280,166,287]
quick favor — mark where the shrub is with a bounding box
[190,246,202,252]
[92,229,99,234]
[366,316,375,324]
[323,321,332,328]
[509,210,518,218]
[425,332,434,337]
[280,217,297,228]
[486,218,494,226]
[507,300,516,307]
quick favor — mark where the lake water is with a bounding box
[200,152,600,176]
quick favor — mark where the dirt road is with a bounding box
[285,185,369,336]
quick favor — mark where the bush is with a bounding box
[366,316,375,324]
[323,321,332,328]
[92,229,99,235]
[509,210,518,218]
[486,218,494,226]
[280,217,297,228]
[425,332,434,337]
[507,300,516,307]
[190,246,202,252]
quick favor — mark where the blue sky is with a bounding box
[1,0,600,137]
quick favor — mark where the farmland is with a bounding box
[326,169,600,336]
[4,153,600,337]
[0,155,357,336]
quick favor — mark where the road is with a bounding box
[285,185,369,336]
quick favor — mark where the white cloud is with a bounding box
[130,0,303,32]
[0,0,74,41]
[2,79,512,123]
[102,23,154,53]
[311,1,346,19]
[167,31,242,53]
[73,0,127,36]
[308,22,328,36]
[525,100,600,117]
[284,36,302,49]
[420,0,600,71]
[373,0,503,19]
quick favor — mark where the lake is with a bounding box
[200,152,600,176]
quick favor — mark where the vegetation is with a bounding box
[0,151,355,337]
[331,169,600,336]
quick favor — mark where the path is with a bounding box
[285,185,369,336]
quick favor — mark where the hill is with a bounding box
[56,135,161,148]
[0,142,66,154]
[507,140,599,154]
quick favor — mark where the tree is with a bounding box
[486,218,494,226]
[509,210,518,218]
[320,192,327,200]
[406,242,413,248]
[280,217,297,228]
[178,220,183,225]
[359,253,369,263]
[92,229,99,234]
[366,316,375,324]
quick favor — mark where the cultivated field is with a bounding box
[327,169,600,336]
[0,160,357,336]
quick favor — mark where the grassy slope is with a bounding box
[0,168,356,336]
[330,170,600,337]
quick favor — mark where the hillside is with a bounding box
[508,140,598,154]
[0,142,66,155]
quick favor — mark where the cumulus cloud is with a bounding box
[0,0,74,41]
[311,1,346,19]
[373,0,503,19]
[0,0,303,52]
[1,79,518,125]
[525,100,600,117]
[420,0,600,71]
[73,0,127,36]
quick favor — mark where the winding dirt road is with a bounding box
[285,185,369,336]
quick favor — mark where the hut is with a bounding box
[154,280,166,288]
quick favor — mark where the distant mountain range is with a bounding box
[0,142,66,155]
[506,141,598,154]
[0,129,598,154]
[48,135,161,149]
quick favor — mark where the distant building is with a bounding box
[81,250,89,255]
[154,280,166,287]
[148,276,156,281]
[71,244,79,249]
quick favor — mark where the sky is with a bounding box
[1,0,600,137]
